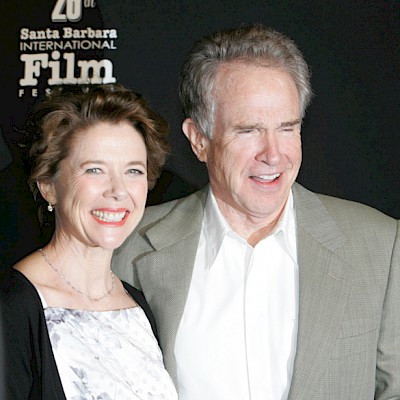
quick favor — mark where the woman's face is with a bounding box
[42,121,148,250]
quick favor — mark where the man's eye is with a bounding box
[86,168,102,174]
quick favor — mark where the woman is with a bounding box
[0,84,178,399]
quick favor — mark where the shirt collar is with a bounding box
[203,189,233,267]
[273,190,297,263]
[203,188,297,267]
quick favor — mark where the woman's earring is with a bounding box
[47,203,54,212]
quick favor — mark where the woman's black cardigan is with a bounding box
[0,267,157,399]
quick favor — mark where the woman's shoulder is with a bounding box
[121,280,158,338]
[0,266,42,311]
[0,267,32,293]
[121,280,146,302]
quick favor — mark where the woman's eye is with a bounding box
[127,168,144,175]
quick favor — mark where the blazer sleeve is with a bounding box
[375,220,400,399]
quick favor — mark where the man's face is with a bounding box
[199,63,302,227]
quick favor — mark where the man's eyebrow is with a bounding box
[231,119,301,130]
[232,123,262,130]
[280,119,301,127]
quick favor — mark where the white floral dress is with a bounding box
[39,292,177,400]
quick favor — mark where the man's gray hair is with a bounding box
[179,24,313,138]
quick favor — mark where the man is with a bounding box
[112,24,400,399]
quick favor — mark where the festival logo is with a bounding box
[18,0,117,98]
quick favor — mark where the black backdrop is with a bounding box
[0,0,399,267]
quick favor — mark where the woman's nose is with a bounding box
[104,176,128,200]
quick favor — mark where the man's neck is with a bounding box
[212,194,289,247]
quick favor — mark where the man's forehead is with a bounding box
[214,64,298,101]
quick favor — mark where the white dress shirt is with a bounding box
[175,189,299,400]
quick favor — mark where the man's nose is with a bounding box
[255,133,281,165]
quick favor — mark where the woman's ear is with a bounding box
[37,181,57,205]
[182,118,209,163]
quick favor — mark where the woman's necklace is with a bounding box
[38,248,115,301]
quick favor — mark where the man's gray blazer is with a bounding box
[112,182,400,399]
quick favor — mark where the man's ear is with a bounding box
[37,181,57,205]
[182,118,209,163]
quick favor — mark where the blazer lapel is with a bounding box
[288,184,353,399]
[135,188,208,384]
